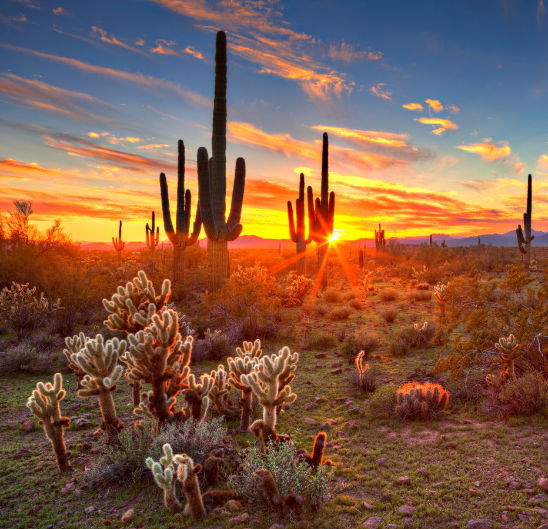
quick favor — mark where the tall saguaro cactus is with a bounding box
[375,224,385,251]
[516,174,534,271]
[160,141,202,285]
[287,173,313,276]
[112,220,125,266]
[146,211,160,252]
[308,133,335,288]
[197,31,246,292]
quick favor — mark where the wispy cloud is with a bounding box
[456,140,524,174]
[136,38,145,46]
[537,154,548,171]
[0,43,211,108]
[150,39,179,55]
[91,26,149,56]
[0,158,62,178]
[137,143,169,149]
[107,136,142,144]
[414,117,458,135]
[370,83,392,100]
[425,99,443,112]
[538,0,547,29]
[403,103,423,111]
[0,12,28,25]
[53,7,70,16]
[327,41,383,63]
[183,45,205,60]
[446,104,460,114]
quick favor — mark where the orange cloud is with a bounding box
[414,117,458,135]
[108,137,142,144]
[370,83,392,100]
[446,105,460,114]
[88,132,100,138]
[456,141,511,161]
[311,125,409,148]
[151,39,179,55]
[538,0,547,29]
[328,41,383,62]
[91,27,149,56]
[403,103,423,111]
[0,43,211,108]
[53,7,69,16]
[137,144,169,149]
[537,154,548,171]
[183,46,205,60]
[0,12,28,24]
[425,99,443,112]
[136,38,145,46]
[0,158,62,178]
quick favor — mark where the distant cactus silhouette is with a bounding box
[395,382,449,420]
[112,220,125,266]
[197,31,246,292]
[287,173,314,276]
[375,223,385,251]
[160,140,202,285]
[359,247,364,269]
[516,174,534,271]
[146,211,160,252]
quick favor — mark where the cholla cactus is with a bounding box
[355,351,370,386]
[414,321,428,333]
[126,308,192,424]
[227,340,263,431]
[146,443,182,513]
[0,282,60,341]
[411,265,426,282]
[63,333,87,389]
[209,365,239,418]
[27,373,72,472]
[433,283,447,316]
[495,334,520,378]
[103,270,171,405]
[395,382,449,420]
[241,347,298,444]
[182,374,212,423]
[174,454,206,520]
[69,335,125,444]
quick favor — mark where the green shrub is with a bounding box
[305,331,337,350]
[0,344,68,375]
[487,373,548,417]
[344,291,357,300]
[380,308,398,323]
[324,287,343,303]
[227,441,333,511]
[394,322,436,349]
[192,328,232,362]
[348,298,362,310]
[369,385,398,418]
[314,302,328,317]
[388,339,409,356]
[329,306,353,321]
[341,329,379,357]
[379,288,398,302]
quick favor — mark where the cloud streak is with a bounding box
[370,83,392,99]
[414,117,458,135]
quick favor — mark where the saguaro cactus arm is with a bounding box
[112,220,125,251]
[146,211,160,250]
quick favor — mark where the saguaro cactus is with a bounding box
[112,220,125,266]
[146,211,160,252]
[70,335,125,444]
[160,140,202,285]
[197,31,246,292]
[375,224,385,251]
[359,247,364,269]
[27,373,72,472]
[308,133,335,288]
[287,173,313,276]
[517,174,534,271]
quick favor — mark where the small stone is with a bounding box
[443,441,457,449]
[212,506,223,514]
[465,521,493,529]
[315,397,326,403]
[315,353,327,359]
[469,489,481,495]
[229,513,250,524]
[349,406,362,412]
[121,509,133,523]
[381,492,393,502]
[375,457,388,466]
[538,524,548,529]
[60,488,69,496]
[535,507,548,518]
[14,449,30,457]
[528,494,547,505]
[539,478,548,492]
[342,421,358,429]
[507,505,520,511]
[303,404,316,411]
[85,506,95,514]
[268,524,285,529]
[326,419,337,425]
[474,481,481,487]
[418,467,429,476]
[331,368,342,374]
[433,482,444,487]
[524,488,536,495]
[65,483,75,491]
[397,476,410,485]
[364,399,371,404]
[74,489,83,496]
[509,481,522,489]
[397,505,416,515]
[20,420,35,432]
[319,423,328,429]
[386,525,402,529]
[522,457,531,463]
[362,501,373,510]
[331,362,343,367]
[362,516,385,528]
[303,418,316,423]
[224,500,241,511]
[73,418,93,428]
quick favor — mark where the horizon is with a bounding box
[1,1,548,243]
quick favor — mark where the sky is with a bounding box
[1,0,548,242]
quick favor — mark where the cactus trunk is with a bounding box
[516,174,534,271]
[98,387,123,445]
[239,388,253,431]
[43,419,72,472]
[172,243,186,284]
[132,381,141,406]
[207,238,228,292]
[296,239,306,276]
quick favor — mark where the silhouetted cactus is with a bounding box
[27,373,72,472]
[112,220,125,266]
[287,173,313,276]
[160,140,202,285]
[197,31,246,292]
[375,224,385,251]
[395,382,449,420]
[516,174,534,271]
[146,211,160,252]
[359,247,364,269]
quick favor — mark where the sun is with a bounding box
[329,229,344,243]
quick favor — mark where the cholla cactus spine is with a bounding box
[70,334,125,443]
[174,454,206,520]
[146,443,181,513]
[26,373,72,472]
[495,334,520,378]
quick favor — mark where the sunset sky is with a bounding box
[1,0,548,242]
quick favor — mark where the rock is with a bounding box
[539,478,548,492]
[331,362,343,367]
[60,488,70,496]
[538,524,548,529]
[326,419,337,425]
[528,494,547,505]
[386,525,402,529]
[474,481,481,487]
[229,513,250,524]
[364,399,371,404]
[349,406,363,412]
[375,457,388,466]
[418,467,429,476]
[342,421,358,429]
[525,480,536,488]
[303,418,316,423]
[74,489,83,496]
[315,353,327,359]
[397,476,410,485]
[535,507,548,518]
[65,483,75,491]
[509,481,522,489]
[303,404,316,411]
[397,505,416,515]
[362,501,373,510]
[469,489,481,495]
[20,420,35,432]
[465,521,493,529]
[525,489,536,495]
[331,368,342,374]
[268,524,285,529]
[73,418,93,428]
[319,423,328,429]
[315,397,326,403]
[224,500,241,511]
[362,516,385,528]
[85,506,95,514]
[381,492,393,502]
[443,441,457,449]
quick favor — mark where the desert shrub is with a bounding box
[329,306,353,321]
[305,331,337,350]
[395,382,449,420]
[485,373,548,417]
[85,417,227,487]
[388,339,409,357]
[369,384,398,418]
[192,328,232,362]
[227,441,332,511]
[313,302,328,317]
[423,267,444,285]
[323,287,343,303]
[379,288,398,302]
[280,272,314,308]
[0,343,67,375]
[341,329,379,357]
[394,322,436,349]
[380,308,398,323]
[415,283,430,291]
[348,298,362,310]
[206,264,283,341]
[411,290,432,302]
[355,353,378,392]
[344,291,357,300]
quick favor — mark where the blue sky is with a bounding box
[0,0,547,241]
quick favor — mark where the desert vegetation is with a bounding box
[3,28,548,529]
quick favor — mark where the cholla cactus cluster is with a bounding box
[395,382,449,420]
[495,334,520,379]
[433,283,447,316]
